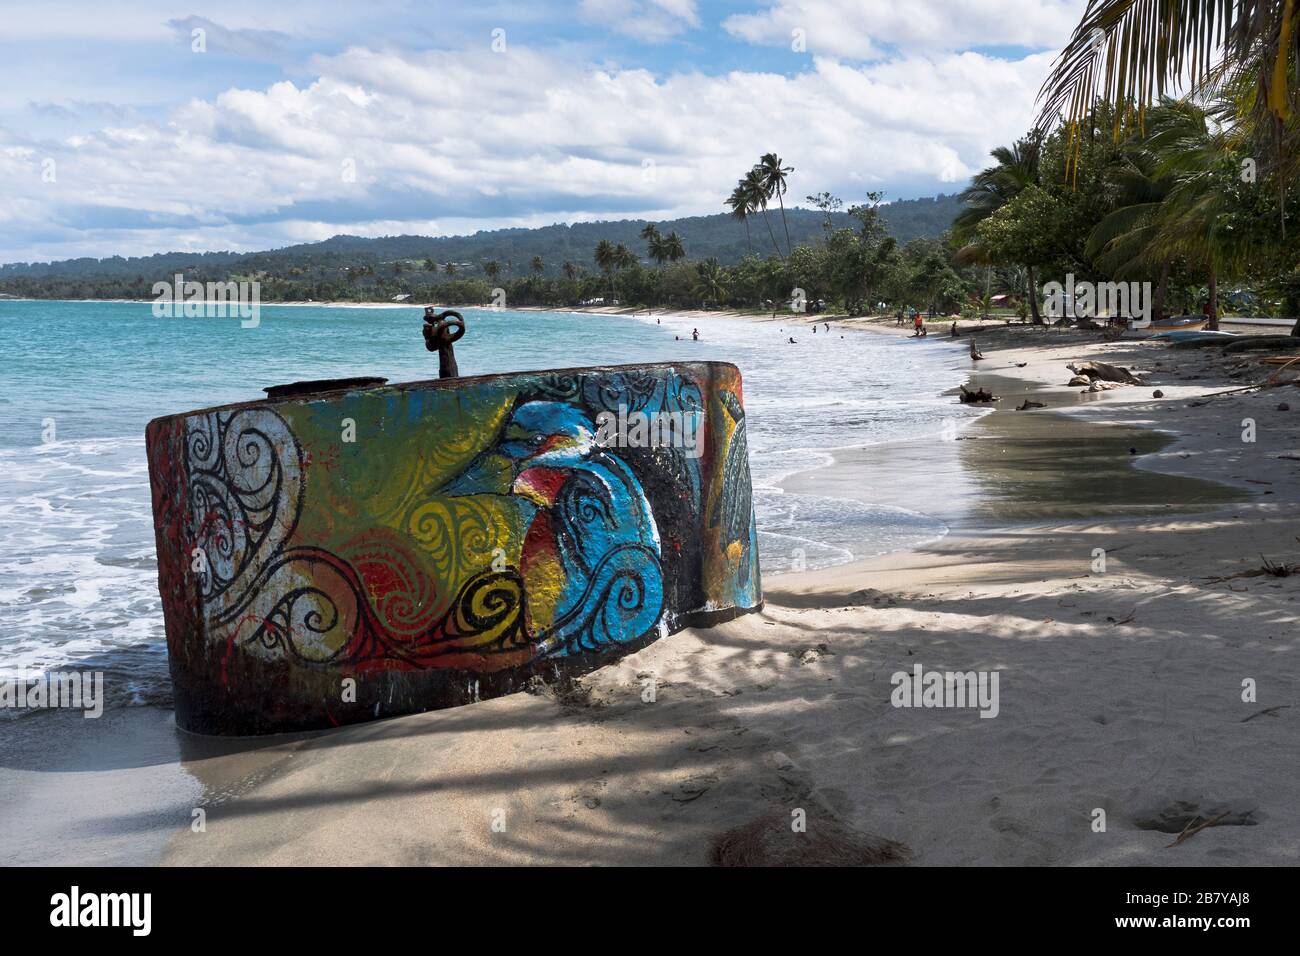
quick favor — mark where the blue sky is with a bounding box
[0,1,1087,263]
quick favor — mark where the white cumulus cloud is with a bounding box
[1,39,1056,262]
[724,0,1083,59]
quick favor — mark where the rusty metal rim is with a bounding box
[147,360,746,425]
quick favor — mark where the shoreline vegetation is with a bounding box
[4,124,1299,331]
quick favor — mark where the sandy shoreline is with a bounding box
[3,312,1298,866]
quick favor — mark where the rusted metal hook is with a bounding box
[422,308,466,378]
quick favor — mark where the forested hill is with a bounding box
[0,194,964,284]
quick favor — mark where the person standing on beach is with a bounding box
[914,311,924,337]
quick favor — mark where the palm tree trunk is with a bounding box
[1027,265,1043,325]
[1208,266,1219,332]
[744,218,752,253]
[1154,261,1170,322]
[777,191,792,256]
[760,207,783,260]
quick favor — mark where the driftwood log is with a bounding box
[422,308,466,378]
[1067,360,1141,384]
[960,385,996,404]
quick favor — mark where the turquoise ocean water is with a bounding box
[0,300,976,704]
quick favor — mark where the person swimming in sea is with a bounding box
[692,328,699,341]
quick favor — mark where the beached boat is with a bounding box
[1151,329,1236,341]
[146,351,763,734]
[1150,317,1210,332]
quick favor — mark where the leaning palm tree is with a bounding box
[726,184,754,252]
[1092,95,1274,331]
[1038,1,1300,183]
[741,168,784,260]
[1138,99,1262,331]
[757,153,795,255]
[952,135,1046,322]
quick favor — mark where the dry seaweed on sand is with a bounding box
[1203,551,1300,584]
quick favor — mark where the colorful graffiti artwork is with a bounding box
[146,362,762,734]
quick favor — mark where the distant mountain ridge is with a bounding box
[0,194,964,279]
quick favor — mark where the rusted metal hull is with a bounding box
[146,362,762,734]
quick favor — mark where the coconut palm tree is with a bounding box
[443,262,456,276]
[613,243,637,271]
[647,234,668,265]
[663,231,686,262]
[1038,1,1300,183]
[562,261,579,281]
[952,135,1046,322]
[726,185,754,252]
[484,260,500,282]
[593,240,616,298]
[1137,99,1260,331]
[741,168,783,260]
[605,243,637,301]
[530,255,544,274]
[757,153,794,255]
[1085,99,1193,319]
[642,224,667,264]
[1089,97,1272,331]
[694,258,728,307]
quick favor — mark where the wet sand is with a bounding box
[781,368,1244,530]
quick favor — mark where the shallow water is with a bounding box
[0,300,979,700]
